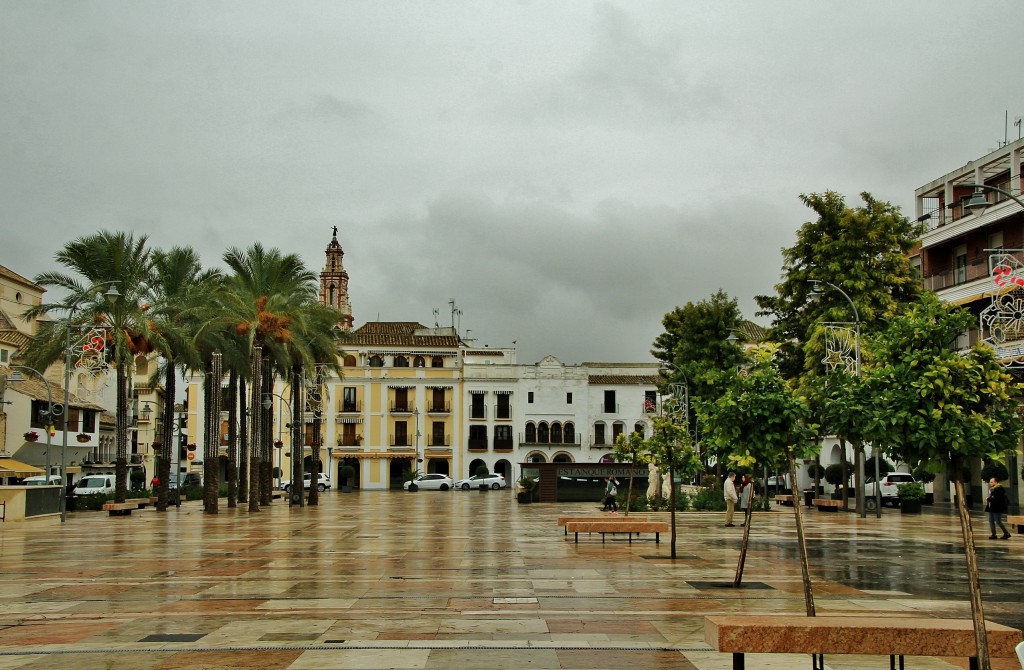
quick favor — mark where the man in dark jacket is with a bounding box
[986,477,1011,540]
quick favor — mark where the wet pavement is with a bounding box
[0,491,1021,669]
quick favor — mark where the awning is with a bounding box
[335,417,364,424]
[0,458,44,477]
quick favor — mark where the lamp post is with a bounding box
[809,279,880,519]
[9,366,55,483]
[263,391,292,490]
[414,407,422,474]
[965,183,1024,214]
[60,280,120,522]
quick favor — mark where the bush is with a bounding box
[824,463,848,487]
[700,474,719,489]
[693,486,726,511]
[864,456,893,480]
[340,465,356,481]
[617,491,690,512]
[184,485,204,501]
[980,461,1009,483]
[912,466,936,484]
[76,493,111,511]
[805,463,825,480]
[897,482,926,501]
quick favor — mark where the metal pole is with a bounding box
[61,318,73,522]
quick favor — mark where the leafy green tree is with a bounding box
[860,294,1023,670]
[612,430,649,516]
[642,415,700,559]
[755,191,923,381]
[699,347,819,606]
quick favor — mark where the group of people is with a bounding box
[603,476,619,512]
[723,472,753,527]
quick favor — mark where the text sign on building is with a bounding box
[558,466,648,478]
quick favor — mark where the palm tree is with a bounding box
[22,231,156,503]
[146,247,222,511]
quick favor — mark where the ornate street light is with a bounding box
[263,391,293,491]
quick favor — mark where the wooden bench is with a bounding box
[704,615,1022,670]
[774,495,794,506]
[1007,514,1024,534]
[102,497,157,516]
[564,520,668,544]
[557,515,649,535]
[813,498,841,512]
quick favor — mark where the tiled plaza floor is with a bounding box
[0,490,1021,669]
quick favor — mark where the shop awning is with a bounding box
[0,458,44,477]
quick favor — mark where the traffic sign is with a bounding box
[186,452,196,461]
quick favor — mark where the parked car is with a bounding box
[73,475,115,496]
[455,473,507,490]
[403,473,453,491]
[766,475,790,495]
[865,472,915,506]
[21,475,62,486]
[280,473,331,493]
[170,473,202,490]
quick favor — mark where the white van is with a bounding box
[73,475,115,496]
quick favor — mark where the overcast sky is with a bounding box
[2,1,1023,364]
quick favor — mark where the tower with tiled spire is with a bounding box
[320,227,354,330]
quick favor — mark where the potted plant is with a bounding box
[897,481,926,514]
[475,464,490,492]
[340,464,355,493]
[24,430,39,442]
[516,475,537,504]
[824,463,848,500]
[273,439,284,448]
[76,433,91,443]
[912,466,936,504]
[403,467,420,492]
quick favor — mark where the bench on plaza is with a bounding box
[557,515,649,536]
[704,615,1022,670]
[1008,514,1024,534]
[812,498,841,512]
[102,497,158,516]
[564,520,668,544]
[774,494,794,506]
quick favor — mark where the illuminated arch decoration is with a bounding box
[822,324,857,375]
[73,327,111,398]
[980,250,1024,368]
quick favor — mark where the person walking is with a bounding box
[738,474,753,526]
[986,477,1011,540]
[604,477,619,513]
[724,472,739,527]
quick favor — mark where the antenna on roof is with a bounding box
[433,308,439,328]
[449,298,462,336]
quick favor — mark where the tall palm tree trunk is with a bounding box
[114,364,129,503]
[308,372,321,506]
[204,352,221,514]
[260,363,273,506]
[226,369,238,508]
[156,361,176,511]
[238,376,248,503]
[291,366,305,507]
[248,347,262,512]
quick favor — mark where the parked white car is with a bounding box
[22,475,62,486]
[404,474,453,491]
[73,475,115,496]
[281,473,331,492]
[455,473,507,490]
[865,472,915,507]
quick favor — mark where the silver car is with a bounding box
[404,474,453,491]
[455,473,507,490]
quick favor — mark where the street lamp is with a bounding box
[8,366,55,482]
[809,279,880,518]
[60,281,120,522]
[263,391,292,489]
[413,407,422,474]
[964,183,1024,214]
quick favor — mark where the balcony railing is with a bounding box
[427,402,450,414]
[390,435,411,447]
[428,435,450,447]
[468,438,488,451]
[923,249,1023,292]
[338,401,362,413]
[469,404,487,420]
[336,435,363,447]
[923,177,1020,231]
[603,403,619,413]
[494,404,512,420]
[518,434,582,446]
[493,438,514,451]
[390,404,416,414]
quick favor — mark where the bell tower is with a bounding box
[320,226,354,330]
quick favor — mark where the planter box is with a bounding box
[517,491,533,504]
[900,499,923,514]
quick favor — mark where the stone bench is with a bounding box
[102,497,157,516]
[564,520,668,544]
[1007,514,1024,534]
[704,615,1022,670]
[813,498,841,512]
[774,495,794,506]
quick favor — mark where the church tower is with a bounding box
[320,227,354,330]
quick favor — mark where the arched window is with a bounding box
[594,421,606,445]
[612,421,625,442]
[394,356,409,367]
[431,356,444,368]
[552,452,573,463]
[528,451,547,463]
[369,355,384,367]
[525,423,536,443]
[343,355,356,367]
[564,423,575,443]
[328,283,336,305]
[538,422,549,444]
[413,356,425,367]
[550,422,563,444]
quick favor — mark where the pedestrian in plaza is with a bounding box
[986,477,1011,540]
[739,474,753,526]
[604,476,619,513]
[724,472,738,527]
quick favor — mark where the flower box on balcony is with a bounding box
[76,433,91,443]
[24,431,39,442]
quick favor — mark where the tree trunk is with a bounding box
[624,468,634,517]
[733,474,755,586]
[291,368,305,507]
[308,370,322,506]
[156,361,175,511]
[248,348,262,513]
[226,369,238,508]
[668,460,677,560]
[840,436,849,511]
[260,364,273,506]
[203,352,221,514]
[788,452,815,616]
[954,477,991,670]
[238,376,248,503]
[114,364,128,503]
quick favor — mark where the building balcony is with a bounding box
[338,401,362,413]
[493,439,514,452]
[390,404,416,415]
[427,402,450,414]
[336,435,363,447]
[468,438,488,452]
[468,405,487,420]
[428,435,450,447]
[390,435,411,447]
[518,435,582,447]
[493,404,512,420]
